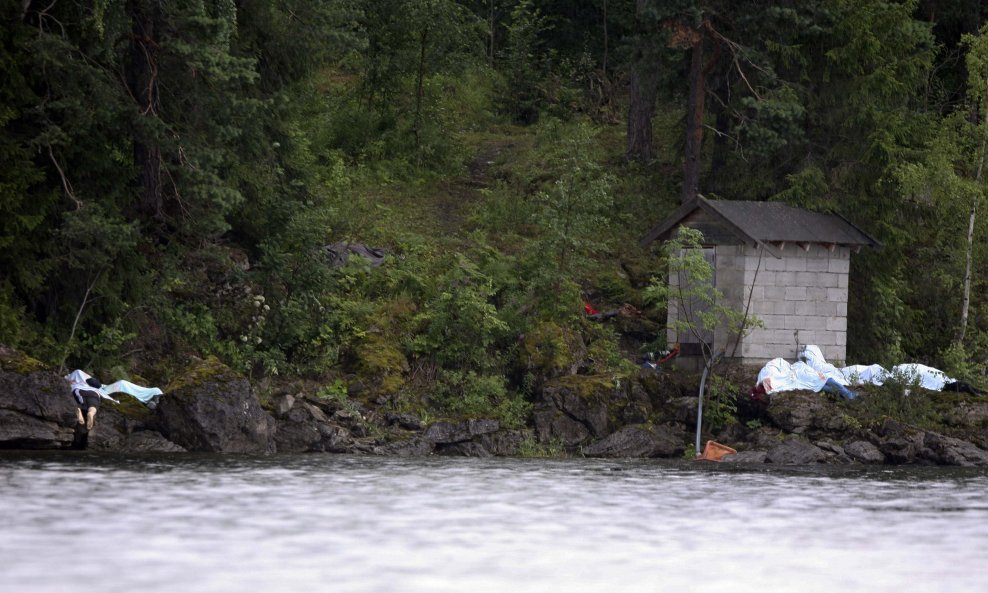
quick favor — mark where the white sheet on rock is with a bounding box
[64,369,119,403]
[840,364,889,386]
[63,370,162,405]
[797,346,954,390]
[756,358,827,394]
[799,345,848,385]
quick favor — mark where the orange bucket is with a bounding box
[698,440,737,461]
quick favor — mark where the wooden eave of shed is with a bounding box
[639,195,880,258]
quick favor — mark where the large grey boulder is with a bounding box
[424,419,499,444]
[533,408,591,446]
[583,425,685,458]
[922,431,988,467]
[0,409,74,449]
[765,437,826,464]
[549,387,610,437]
[436,441,494,457]
[374,437,435,456]
[434,429,532,457]
[767,391,850,435]
[844,440,886,464]
[153,357,275,453]
[721,450,768,463]
[0,351,76,420]
[1,348,81,448]
[474,430,531,456]
[122,430,188,453]
[532,376,624,449]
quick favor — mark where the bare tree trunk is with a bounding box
[58,271,101,374]
[956,106,985,345]
[957,196,977,344]
[683,26,705,203]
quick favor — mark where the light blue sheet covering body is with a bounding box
[102,380,163,404]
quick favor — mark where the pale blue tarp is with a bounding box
[64,370,163,406]
[102,380,163,404]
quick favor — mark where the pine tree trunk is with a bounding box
[626,66,657,162]
[625,0,657,163]
[489,0,496,67]
[683,27,705,203]
[127,0,163,219]
[602,0,608,79]
[707,74,730,194]
[414,26,429,153]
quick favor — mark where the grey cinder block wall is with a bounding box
[668,244,851,365]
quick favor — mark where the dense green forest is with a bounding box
[2,0,988,422]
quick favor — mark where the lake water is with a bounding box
[1,452,986,593]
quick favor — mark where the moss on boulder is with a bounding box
[153,357,275,453]
[0,345,46,375]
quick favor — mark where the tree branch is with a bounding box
[731,244,764,357]
[47,144,82,209]
[58,270,102,374]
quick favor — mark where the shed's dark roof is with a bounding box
[639,195,881,252]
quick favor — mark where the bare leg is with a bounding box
[76,409,85,425]
[86,408,97,431]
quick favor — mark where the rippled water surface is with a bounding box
[1,452,987,593]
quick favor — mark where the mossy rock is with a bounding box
[550,374,619,399]
[164,355,237,393]
[0,345,47,375]
[107,396,153,421]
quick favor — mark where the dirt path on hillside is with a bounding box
[431,140,512,237]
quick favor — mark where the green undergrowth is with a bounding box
[49,87,672,427]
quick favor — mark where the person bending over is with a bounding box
[67,372,103,431]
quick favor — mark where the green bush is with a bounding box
[0,282,27,348]
[521,321,584,376]
[408,253,509,371]
[702,374,741,432]
[583,323,636,377]
[849,367,938,428]
[940,342,983,384]
[431,369,530,428]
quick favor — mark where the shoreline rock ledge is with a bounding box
[3,345,988,466]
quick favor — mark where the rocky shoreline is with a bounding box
[3,346,988,466]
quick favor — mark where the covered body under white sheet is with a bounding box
[797,346,954,390]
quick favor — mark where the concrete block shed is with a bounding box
[639,196,880,365]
